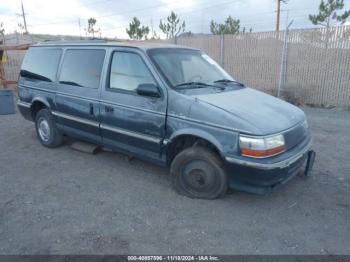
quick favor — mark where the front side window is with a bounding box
[59,49,105,88]
[20,48,62,82]
[148,48,233,88]
[109,52,156,92]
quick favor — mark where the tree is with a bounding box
[0,22,4,37]
[85,17,100,38]
[149,21,160,40]
[149,30,160,40]
[309,0,350,48]
[159,11,186,39]
[309,0,350,27]
[17,23,25,34]
[126,17,150,40]
[210,16,240,35]
[242,27,253,33]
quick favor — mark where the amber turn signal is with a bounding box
[240,145,285,158]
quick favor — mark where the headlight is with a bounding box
[239,134,285,158]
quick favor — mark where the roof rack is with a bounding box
[39,39,107,44]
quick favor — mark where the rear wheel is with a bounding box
[35,108,63,148]
[170,146,228,199]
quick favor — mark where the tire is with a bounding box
[35,108,63,148]
[170,146,228,199]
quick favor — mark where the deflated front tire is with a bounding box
[170,146,228,199]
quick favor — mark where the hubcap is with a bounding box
[188,169,207,187]
[38,118,50,142]
[182,161,217,194]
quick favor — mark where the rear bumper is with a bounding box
[17,100,33,121]
[224,137,313,194]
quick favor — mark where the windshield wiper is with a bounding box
[214,79,244,86]
[174,81,213,89]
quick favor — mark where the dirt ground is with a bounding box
[0,107,349,255]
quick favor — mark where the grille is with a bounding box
[284,121,309,150]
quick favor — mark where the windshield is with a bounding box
[148,48,234,88]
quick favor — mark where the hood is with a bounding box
[193,87,305,135]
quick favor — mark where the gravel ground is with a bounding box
[0,107,349,255]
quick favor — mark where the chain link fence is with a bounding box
[0,34,85,88]
[1,26,350,107]
[176,25,350,108]
[0,34,34,88]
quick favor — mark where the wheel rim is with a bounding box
[38,118,50,142]
[181,160,219,195]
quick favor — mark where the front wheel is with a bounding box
[35,108,63,148]
[170,147,228,199]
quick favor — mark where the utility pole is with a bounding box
[150,18,154,35]
[21,0,28,34]
[276,0,289,32]
[276,0,281,31]
[78,18,82,39]
[277,18,293,98]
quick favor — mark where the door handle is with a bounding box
[105,106,114,113]
[89,103,94,115]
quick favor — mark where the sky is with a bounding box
[0,0,350,39]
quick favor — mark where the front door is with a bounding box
[55,48,106,144]
[100,49,167,164]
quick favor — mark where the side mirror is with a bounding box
[136,83,160,98]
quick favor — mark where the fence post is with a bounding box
[277,20,293,98]
[220,33,225,68]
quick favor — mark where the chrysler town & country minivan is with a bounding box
[17,41,315,199]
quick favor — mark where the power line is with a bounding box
[31,0,246,28]
[101,4,312,34]
[24,0,318,36]
[240,10,312,24]
[28,0,188,27]
[170,10,313,33]
[27,0,316,29]
[101,0,244,32]
[80,0,113,7]
[95,0,212,19]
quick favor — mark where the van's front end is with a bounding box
[224,116,314,194]
[191,86,315,194]
[148,46,315,197]
[174,86,315,195]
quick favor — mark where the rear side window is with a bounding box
[59,49,105,88]
[20,48,62,82]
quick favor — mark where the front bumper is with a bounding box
[224,136,313,194]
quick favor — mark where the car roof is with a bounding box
[32,40,199,51]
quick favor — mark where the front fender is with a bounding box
[168,128,224,154]
[31,97,51,109]
[166,115,240,158]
